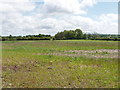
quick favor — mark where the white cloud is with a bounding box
[60,14,118,34]
[97,14,118,34]
[1,0,118,36]
[99,14,118,22]
[80,0,97,8]
[0,0,35,13]
[39,0,86,15]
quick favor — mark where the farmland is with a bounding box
[2,40,119,88]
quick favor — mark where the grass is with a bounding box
[2,40,119,88]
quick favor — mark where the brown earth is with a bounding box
[35,49,119,59]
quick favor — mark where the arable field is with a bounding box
[2,40,119,88]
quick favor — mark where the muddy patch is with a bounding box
[64,49,118,53]
[35,49,119,59]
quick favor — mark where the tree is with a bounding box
[63,30,76,39]
[92,32,100,40]
[55,32,65,40]
[9,35,13,41]
[75,29,83,39]
[83,34,87,39]
[87,34,92,40]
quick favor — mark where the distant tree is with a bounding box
[87,34,92,40]
[63,30,76,39]
[55,29,83,40]
[92,32,100,40]
[9,35,13,41]
[55,32,65,40]
[83,34,87,39]
[2,29,119,41]
[0,36,2,41]
[75,29,83,39]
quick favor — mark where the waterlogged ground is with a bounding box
[2,40,119,88]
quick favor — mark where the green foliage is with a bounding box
[1,34,51,41]
[54,29,119,41]
[83,34,87,39]
[1,29,120,41]
[75,29,83,39]
[55,29,83,40]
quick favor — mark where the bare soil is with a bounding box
[36,49,119,58]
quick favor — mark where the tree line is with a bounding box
[55,29,120,41]
[1,34,52,41]
[1,29,120,41]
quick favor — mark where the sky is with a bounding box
[0,0,118,36]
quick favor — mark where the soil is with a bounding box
[35,49,119,59]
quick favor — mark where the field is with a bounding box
[2,40,119,88]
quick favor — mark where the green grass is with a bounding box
[2,40,119,88]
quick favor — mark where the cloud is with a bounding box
[97,13,118,34]
[1,0,118,36]
[58,14,118,34]
[99,14,118,22]
[41,0,86,14]
[80,0,97,8]
[0,0,35,13]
